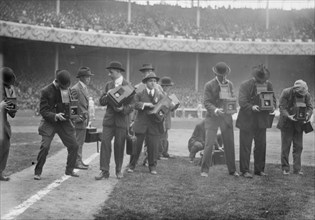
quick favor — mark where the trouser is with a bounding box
[280,128,303,173]
[239,127,266,174]
[129,132,159,171]
[35,124,78,175]
[0,134,10,173]
[189,141,204,159]
[201,118,236,174]
[100,126,126,173]
[160,130,169,157]
[75,128,86,165]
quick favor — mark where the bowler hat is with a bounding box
[56,69,71,87]
[252,64,270,81]
[160,76,174,86]
[139,64,155,72]
[1,67,16,86]
[106,61,125,72]
[142,72,160,83]
[76,66,94,78]
[212,62,231,76]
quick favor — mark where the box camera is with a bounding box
[222,98,237,114]
[254,84,275,111]
[4,86,18,112]
[148,95,172,122]
[107,84,135,107]
[294,102,307,121]
[56,89,79,120]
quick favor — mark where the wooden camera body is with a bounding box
[57,89,79,120]
[254,84,275,111]
[148,95,172,122]
[107,84,135,107]
[294,97,307,121]
[219,84,237,114]
[4,86,18,112]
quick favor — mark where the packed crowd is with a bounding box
[0,0,314,41]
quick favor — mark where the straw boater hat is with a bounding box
[76,66,94,78]
[160,77,174,86]
[212,62,231,76]
[293,79,308,96]
[142,72,160,83]
[252,64,270,81]
[106,61,125,72]
[139,64,155,72]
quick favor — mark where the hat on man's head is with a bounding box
[252,64,270,81]
[212,62,231,76]
[142,72,160,83]
[160,76,174,86]
[139,64,155,72]
[293,79,308,96]
[76,66,94,78]
[56,69,71,87]
[106,61,125,72]
[1,67,16,86]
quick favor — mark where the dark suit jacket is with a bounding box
[203,78,234,128]
[38,82,74,136]
[277,87,313,131]
[236,78,277,130]
[71,82,89,129]
[1,86,16,139]
[133,87,165,135]
[99,79,133,129]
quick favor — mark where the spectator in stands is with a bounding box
[188,119,222,163]
[34,70,79,180]
[277,80,313,175]
[236,64,276,178]
[0,67,17,181]
[71,66,94,170]
[201,62,239,178]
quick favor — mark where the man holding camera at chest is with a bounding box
[0,67,18,181]
[277,80,313,175]
[34,70,79,180]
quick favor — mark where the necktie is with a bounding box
[149,90,154,102]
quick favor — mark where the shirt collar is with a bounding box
[79,80,87,89]
[114,76,123,87]
[216,76,228,85]
[146,87,154,95]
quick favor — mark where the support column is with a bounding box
[127,0,131,24]
[195,53,199,92]
[54,45,59,77]
[56,0,60,15]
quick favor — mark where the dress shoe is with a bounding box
[65,171,79,177]
[230,171,240,177]
[160,157,168,160]
[283,170,290,175]
[81,162,89,167]
[201,172,208,177]
[34,175,41,180]
[0,175,10,181]
[255,172,267,176]
[241,172,253,178]
[127,168,134,173]
[116,172,123,179]
[150,170,157,175]
[74,164,88,170]
[293,171,304,175]
[95,171,109,180]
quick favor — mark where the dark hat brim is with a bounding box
[76,72,94,78]
[139,67,155,72]
[161,82,174,86]
[252,71,270,81]
[212,66,231,75]
[142,76,160,83]
[106,66,125,72]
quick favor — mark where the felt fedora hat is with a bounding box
[139,64,155,72]
[142,72,160,83]
[106,61,125,72]
[160,76,174,86]
[252,64,270,81]
[76,66,94,78]
[212,62,231,76]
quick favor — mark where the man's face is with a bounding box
[108,69,121,80]
[256,78,266,84]
[146,78,156,90]
[162,85,172,93]
[216,74,226,82]
[81,76,91,85]
[58,82,70,90]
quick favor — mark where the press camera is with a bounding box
[107,84,135,107]
[254,84,275,111]
[219,84,237,114]
[56,89,79,120]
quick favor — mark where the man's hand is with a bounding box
[215,108,224,116]
[144,103,154,108]
[56,113,66,121]
[252,105,260,112]
[306,113,311,122]
[114,106,124,112]
[287,114,297,121]
[1,100,9,110]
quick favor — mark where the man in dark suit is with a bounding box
[201,62,239,178]
[71,67,94,170]
[127,72,165,175]
[34,70,79,180]
[95,61,134,180]
[236,64,276,178]
[277,80,313,175]
[0,67,17,181]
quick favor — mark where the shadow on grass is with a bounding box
[5,133,64,176]
[95,156,315,220]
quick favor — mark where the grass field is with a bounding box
[6,109,315,220]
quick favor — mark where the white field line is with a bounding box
[1,152,99,220]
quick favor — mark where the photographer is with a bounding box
[0,67,17,181]
[34,70,79,180]
[277,80,313,175]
